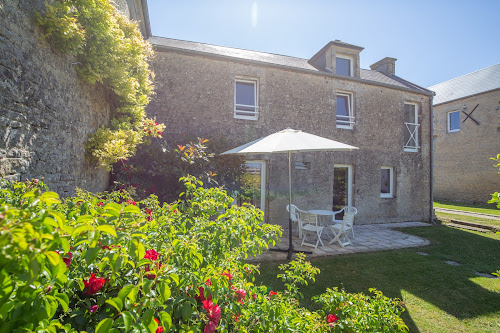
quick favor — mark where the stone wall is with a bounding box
[433,90,500,203]
[0,0,116,195]
[147,49,432,226]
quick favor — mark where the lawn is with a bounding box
[254,226,500,332]
[434,200,500,216]
[436,211,500,229]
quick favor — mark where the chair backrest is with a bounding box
[345,206,358,215]
[298,211,318,227]
[286,204,300,222]
[342,212,355,229]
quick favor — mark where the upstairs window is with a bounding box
[336,92,354,129]
[448,110,460,132]
[234,78,258,120]
[403,102,419,152]
[336,55,353,76]
[380,167,394,198]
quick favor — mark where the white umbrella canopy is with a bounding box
[221,128,358,155]
[222,128,358,259]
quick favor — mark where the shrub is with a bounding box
[0,178,407,332]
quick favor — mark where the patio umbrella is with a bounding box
[222,128,358,259]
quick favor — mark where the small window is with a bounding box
[234,78,258,120]
[336,92,354,129]
[404,102,419,152]
[336,55,352,76]
[448,110,460,132]
[380,167,394,198]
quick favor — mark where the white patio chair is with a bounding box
[328,211,355,247]
[286,204,306,239]
[332,206,358,239]
[300,211,325,249]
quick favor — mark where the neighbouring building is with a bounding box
[146,36,435,227]
[0,0,150,194]
[429,64,500,204]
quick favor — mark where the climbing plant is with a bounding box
[36,0,164,170]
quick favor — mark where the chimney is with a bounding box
[370,57,397,75]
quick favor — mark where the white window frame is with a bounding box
[336,91,355,129]
[334,164,353,207]
[336,54,354,77]
[234,78,259,120]
[380,166,394,198]
[403,102,419,152]
[447,110,460,133]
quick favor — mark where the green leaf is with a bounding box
[84,247,100,265]
[142,308,154,329]
[72,224,94,236]
[169,273,180,286]
[118,285,135,300]
[158,282,171,302]
[50,211,66,229]
[96,225,117,237]
[96,318,113,333]
[129,239,145,261]
[106,297,123,312]
[181,302,192,321]
[104,202,122,213]
[159,311,172,330]
[55,293,69,312]
[60,237,70,253]
[76,215,94,223]
[122,311,134,331]
[45,251,61,267]
[122,205,141,214]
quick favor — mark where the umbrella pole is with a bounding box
[288,151,293,259]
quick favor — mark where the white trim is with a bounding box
[403,102,419,152]
[380,166,394,198]
[234,78,259,120]
[333,164,353,207]
[243,160,266,214]
[447,110,460,133]
[336,91,354,129]
[336,54,354,77]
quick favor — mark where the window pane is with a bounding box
[336,57,351,76]
[404,104,416,123]
[238,162,263,210]
[236,81,255,106]
[449,111,460,131]
[381,169,391,194]
[336,95,349,117]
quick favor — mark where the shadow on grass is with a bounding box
[254,225,500,332]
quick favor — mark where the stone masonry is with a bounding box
[433,89,500,203]
[146,37,434,227]
[0,0,116,195]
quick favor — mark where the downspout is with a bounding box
[429,95,436,224]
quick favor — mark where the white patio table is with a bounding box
[308,210,342,239]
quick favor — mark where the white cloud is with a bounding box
[251,2,258,27]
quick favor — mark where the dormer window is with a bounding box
[336,55,353,76]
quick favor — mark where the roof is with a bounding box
[428,64,500,105]
[149,36,432,95]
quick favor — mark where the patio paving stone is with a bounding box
[251,221,432,261]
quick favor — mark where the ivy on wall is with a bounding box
[36,0,165,170]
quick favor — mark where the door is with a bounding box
[238,161,266,213]
[332,165,352,220]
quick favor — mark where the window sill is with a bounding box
[234,115,258,121]
[448,129,460,133]
[403,148,418,153]
[380,194,394,199]
[336,125,354,130]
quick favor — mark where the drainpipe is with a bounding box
[429,95,436,224]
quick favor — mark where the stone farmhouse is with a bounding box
[1,0,435,227]
[429,64,500,204]
[146,37,435,226]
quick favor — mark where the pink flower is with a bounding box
[269,291,277,297]
[221,271,232,281]
[90,305,99,313]
[154,319,164,333]
[62,252,72,268]
[83,274,105,296]
[205,279,212,286]
[126,199,136,206]
[195,286,212,302]
[204,321,217,333]
[33,179,39,184]
[235,288,246,304]
[102,245,111,250]
[144,249,160,261]
[252,293,257,301]
[97,202,104,207]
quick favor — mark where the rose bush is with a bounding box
[0,178,407,332]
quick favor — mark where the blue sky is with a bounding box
[147,0,500,88]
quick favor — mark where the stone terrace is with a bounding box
[252,222,431,261]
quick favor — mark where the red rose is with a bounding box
[154,319,164,333]
[235,288,246,304]
[97,202,104,206]
[221,271,232,281]
[63,252,72,268]
[144,249,160,261]
[269,291,277,297]
[83,274,105,295]
[90,305,99,313]
[327,314,339,326]
[126,199,136,205]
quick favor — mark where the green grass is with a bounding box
[436,212,500,229]
[434,200,500,216]
[255,226,500,332]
